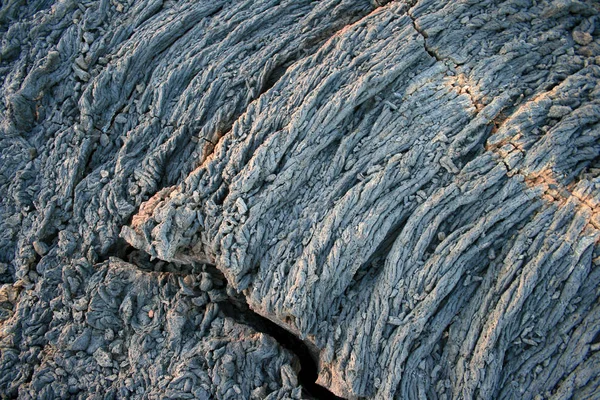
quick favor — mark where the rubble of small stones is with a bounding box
[1,0,600,399]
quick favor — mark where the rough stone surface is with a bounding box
[1,0,600,399]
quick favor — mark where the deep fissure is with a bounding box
[200,266,346,399]
[218,298,344,400]
[103,241,344,399]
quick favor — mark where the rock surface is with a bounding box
[1,0,600,399]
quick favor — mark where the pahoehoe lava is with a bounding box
[2,0,600,399]
[217,288,344,400]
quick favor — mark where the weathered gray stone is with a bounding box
[1,0,599,399]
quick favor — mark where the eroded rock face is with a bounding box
[1,0,600,398]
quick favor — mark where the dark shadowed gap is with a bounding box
[218,299,344,400]
[100,238,202,275]
[259,59,293,97]
[592,329,600,345]
[102,242,344,398]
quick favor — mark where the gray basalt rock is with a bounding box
[1,0,600,399]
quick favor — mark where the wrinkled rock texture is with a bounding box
[1,0,600,398]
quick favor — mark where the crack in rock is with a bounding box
[99,240,344,399]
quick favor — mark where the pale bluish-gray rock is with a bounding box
[1,0,600,399]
